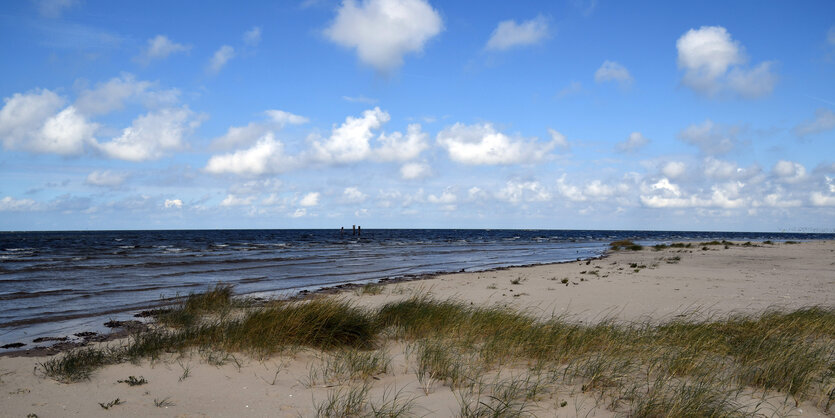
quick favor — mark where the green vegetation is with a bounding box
[306,347,390,386]
[153,397,175,408]
[610,240,644,251]
[355,283,384,296]
[38,286,835,416]
[700,240,730,246]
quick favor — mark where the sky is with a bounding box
[0,0,834,232]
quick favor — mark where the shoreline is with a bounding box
[0,255,608,357]
[4,238,831,356]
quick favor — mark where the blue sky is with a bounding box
[1,0,834,231]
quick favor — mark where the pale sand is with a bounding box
[1,241,833,417]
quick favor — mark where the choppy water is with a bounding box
[1,229,831,348]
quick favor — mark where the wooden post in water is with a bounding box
[357,225,361,236]
[340,226,344,236]
[352,225,356,235]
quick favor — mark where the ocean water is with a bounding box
[1,229,831,348]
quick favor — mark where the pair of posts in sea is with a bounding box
[340,225,361,236]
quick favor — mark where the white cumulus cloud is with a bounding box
[640,177,749,209]
[496,180,551,203]
[96,107,199,161]
[374,124,429,161]
[0,89,98,155]
[703,157,740,180]
[811,192,835,206]
[206,133,293,175]
[136,35,190,65]
[555,175,587,202]
[0,196,39,212]
[299,192,320,207]
[164,199,183,209]
[311,107,428,164]
[676,26,776,98]
[221,194,255,207]
[324,0,443,72]
[616,132,649,152]
[312,107,387,163]
[400,161,430,179]
[428,188,457,204]
[343,187,367,203]
[773,160,806,183]
[661,161,686,179]
[437,123,555,165]
[485,15,549,51]
[594,60,633,87]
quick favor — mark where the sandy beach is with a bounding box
[2,240,833,417]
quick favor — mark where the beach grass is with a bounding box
[38,287,835,415]
[610,240,644,251]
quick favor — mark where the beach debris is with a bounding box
[32,336,68,343]
[98,398,124,409]
[134,308,172,318]
[103,320,144,330]
[118,376,147,386]
[1,342,25,349]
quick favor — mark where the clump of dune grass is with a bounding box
[38,346,113,383]
[354,283,384,296]
[315,383,370,417]
[40,297,379,382]
[700,240,734,246]
[456,372,548,418]
[306,347,390,386]
[156,283,235,328]
[153,396,175,408]
[314,383,415,417]
[408,338,484,391]
[610,240,643,251]
[368,385,417,417]
[624,375,749,417]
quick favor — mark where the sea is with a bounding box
[1,229,833,349]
